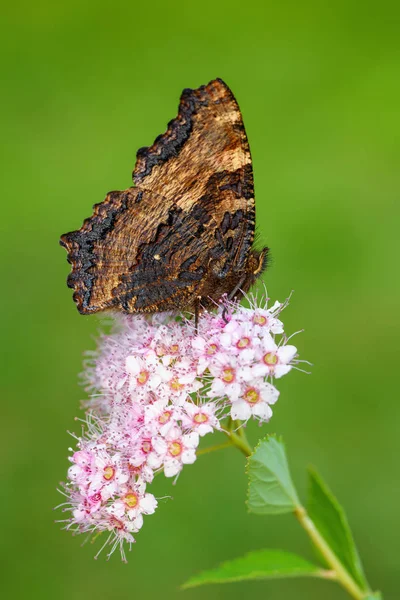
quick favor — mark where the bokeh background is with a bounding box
[2,1,399,599]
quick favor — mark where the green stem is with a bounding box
[225,422,253,457]
[197,441,233,456]
[294,506,366,600]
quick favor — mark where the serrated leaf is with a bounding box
[182,550,322,589]
[247,436,300,514]
[307,467,368,590]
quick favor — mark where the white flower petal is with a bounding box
[224,319,239,333]
[140,494,158,514]
[132,514,144,531]
[164,459,181,477]
[147,453,163,469]
[270,319,284,334]
[209,379,225,395]
[197,423,214,436]
[183,432,200,448]
[226,382,242,402]
[183,402,197,417]
[277,345,297,363]
[269,301,281,312]
[73,509,86,522]
[140,466,154,483]
[178,372,196,385]
[239,348,255,363]
[237,365,253,381]
[253,402,273,420]
[152,437,167,455]
[197,358,209,375]
[251,364,269,378]
[148,374,162,389]
[108,501,125,518]
[181,448,197,464]
[230,400,251,421]
[220,332,232,348]
[156,365,172,381]
[261,383,280,404]
[274,364,292,379]
[125,356,140,375]
[117,472,129,484]
[192,336,206,351]
[116,375,128,390]
[165,426,182,441]
[262,333,277,351]
[67,465,82,481]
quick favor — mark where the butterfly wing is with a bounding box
[133,78,256,274]
[60,187,214,314]
[61,79,258,315]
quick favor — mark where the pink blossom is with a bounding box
[181,401,221,436]
[58,289,305,560]
[107,480,158,530]
[151,425,200,477]
[144,400,183,436]
[230,381,279,422]
[252,333,298,379]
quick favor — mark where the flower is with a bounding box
[107,479,158,529]
[144,400,183,436]
[181,401,221,436]
[58,288,305,559]
[125,352,170,399]
[253,333,298,379]
[151,425,200,478]
[207,356,243,402]
[230,381,279,422]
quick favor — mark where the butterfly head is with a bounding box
[250,247,269,277]
[242,246,269,291]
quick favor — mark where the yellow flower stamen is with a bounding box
[168,441,183,457]
[193,412,208,424]
[263,352,278,366]
[244,388,260,404]
[222,368,235,383]
[103,466,115,481]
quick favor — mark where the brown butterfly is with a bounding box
[60,78,268,316]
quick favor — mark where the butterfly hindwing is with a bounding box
[61,188,181,313]
[60,187,214,313]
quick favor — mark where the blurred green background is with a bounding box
[1,1,399,598]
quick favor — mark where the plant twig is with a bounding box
[225,421,253,457]
[294,506,367,600]
[197,441,233,456]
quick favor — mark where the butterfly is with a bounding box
[60,78,268,316]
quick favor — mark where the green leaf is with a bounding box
[307,467,368,590]
[364,594,382,599]
[247,435,300,514]
[182,550,322,589]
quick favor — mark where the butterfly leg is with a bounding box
[194,296,202,334]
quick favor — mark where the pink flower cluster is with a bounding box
[57,293,302,560]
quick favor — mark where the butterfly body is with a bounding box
[61,78,268,314]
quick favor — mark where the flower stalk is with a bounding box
[196,441,233,456]
[294,506,368,600]
[226,419,253,457]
